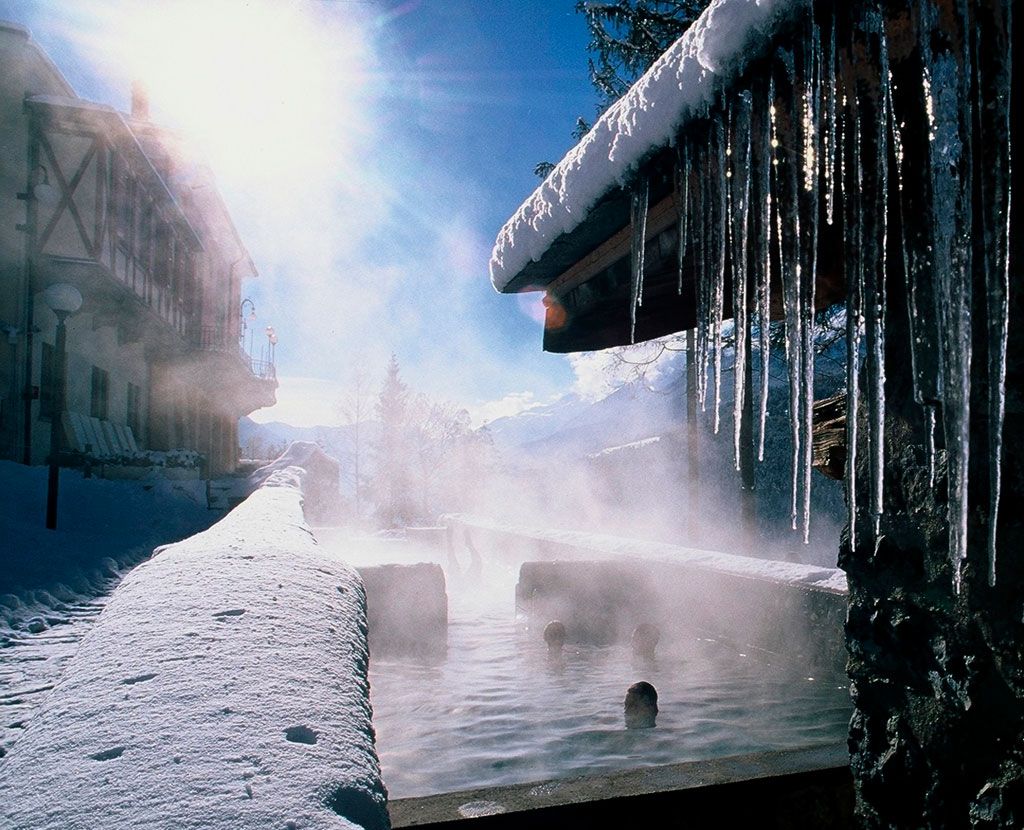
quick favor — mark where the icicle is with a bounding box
[676,143,689,295]
[925,405,937,489]
[629,175,650,344]
[921,1,973,591]
[973,0,1012,586]
[730,91,753,471]
[756,76,776,462]
[844,85,864,555]
[796,19,822,544]
[712,118,727,435]
[861,9,889,542]
[824,11,837,226]
[774,45,802,533]
[696,140,711,411]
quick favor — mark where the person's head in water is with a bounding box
[543,620,567,651]
[624,681,658,729]
[631,623,661,660]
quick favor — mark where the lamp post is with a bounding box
[42,283,82,530]
[265,325,277,372]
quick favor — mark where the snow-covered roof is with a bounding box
[489,0,804,293]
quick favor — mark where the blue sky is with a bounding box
[0,0,604,425]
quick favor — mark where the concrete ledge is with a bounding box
[517,559,846,669]
[388,744,853,829]
[444,515,846,669]
[0,470,388,830]
[358,563,448,657]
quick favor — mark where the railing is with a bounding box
[249,358,276,381]
[197,325,276,381]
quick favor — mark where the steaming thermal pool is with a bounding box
[318,530,852,800]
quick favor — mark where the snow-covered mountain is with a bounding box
[238,418,376,465]
[485,376,686,461]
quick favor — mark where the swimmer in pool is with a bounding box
[631,623,661,661]
[624,681,658,729]
[543,620,567,652]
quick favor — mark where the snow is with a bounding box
[586,435,662,459]
[0,460,212,602]
[447,513,847,595]
[489,0,806,292]
[0,470,387,830]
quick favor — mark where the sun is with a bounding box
[104,0,373,186]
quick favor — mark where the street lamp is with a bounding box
[42,283,82,530]
[265,325,277,368]
[31,165,60,208]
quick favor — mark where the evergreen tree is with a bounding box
[535,2,706,177]
[576,1,707,108]
[373,354,414,528]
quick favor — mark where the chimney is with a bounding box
[130,81,149,121]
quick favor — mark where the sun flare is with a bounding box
[103,0,372,186]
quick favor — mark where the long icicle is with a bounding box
[712,118,728,434]
[922,2,973,592]
[824,9,837,226]
[696,138,711,411]
[629,175,650,344]
[775,45,803,533]
[844,65,864,555]
[862,8,889,542]
[731,91,753,471]
[757,75,776,461]
[974,0,1012,585]
[798,18,822,544]
[677,142,689,295]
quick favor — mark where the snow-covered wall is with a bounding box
[0,469,388,830]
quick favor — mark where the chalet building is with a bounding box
[0,21,276,477]
[491,0,1018,825]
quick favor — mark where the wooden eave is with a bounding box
[524,148,845,354]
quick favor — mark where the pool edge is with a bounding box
[388,743,853,828]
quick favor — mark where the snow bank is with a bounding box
[489,0,805,291]
[0,470,388,830]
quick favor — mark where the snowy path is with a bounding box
[0,595,109,759]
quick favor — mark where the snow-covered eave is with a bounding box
[488,0,807,294]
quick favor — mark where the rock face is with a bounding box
[841,3,1023,823]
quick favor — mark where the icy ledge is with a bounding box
[0,469,388,830]
[489,0,805,292]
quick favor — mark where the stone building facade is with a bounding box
[0,21,276,476]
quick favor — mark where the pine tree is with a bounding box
[535,2,706,177]
[576,1,707,108]
[373,354,414,528]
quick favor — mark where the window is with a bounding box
[90,366,109,420]
[39,342,55,420]
[126,382,142,437]
[154,221,173,287]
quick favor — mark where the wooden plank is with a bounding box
[547,193,679,297]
